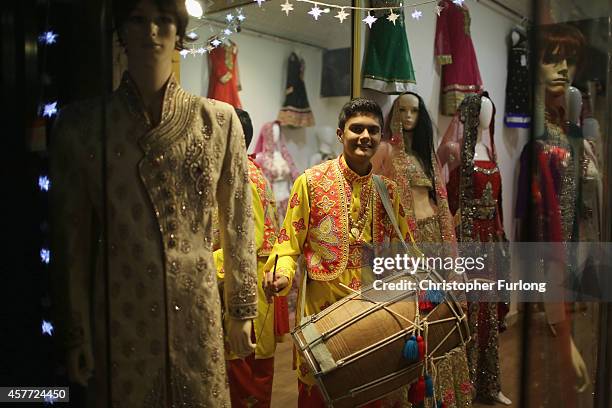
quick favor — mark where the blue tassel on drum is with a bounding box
[403,335,418,361]
[425,289,445,304]
[425,374,434,397]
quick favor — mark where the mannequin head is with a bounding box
[337,98,383,175]
[396,93,420,132]
[537,24,585,96]
[388,92,435,181]
[479,96,493,131]
[114,0,188,62]
[272,122,280,145]
[316,127,336,155]
[566,85,582,126]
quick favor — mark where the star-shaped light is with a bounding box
[236,11,246,21]
[434,4,444,16]
[40,248,50,264]
[179,49,190,58]
[226,13,234,22]
[186,32,199,41]
[411,9,423,20]
[387,9,399,25]
[452,0,465,6]
[42,102,58,118]
[197,47,206,54]
[44,395,57,405]
[281,0,294,16]
[39,31,58,45]
[211,38,222,47]
[223,28,232,36]
[42,320,54,336]
[308,5,323,20]
[38,175,50,192]
[335,8,349,23]
[362,13,377,28]
[206,45,214,52]
[254,0,265,7]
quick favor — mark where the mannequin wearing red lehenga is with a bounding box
[438,93,511,405]
[207,39,242,108]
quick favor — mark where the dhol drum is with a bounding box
[292,269,470,408]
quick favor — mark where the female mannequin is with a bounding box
[49,1,256,406]
[376,92,473,408]
[253,121,300,222]
[438,93,511,405]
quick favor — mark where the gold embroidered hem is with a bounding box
[277,108,315,128]
[441,88,483,116]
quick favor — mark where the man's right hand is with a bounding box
[263,271,289,303]
[67,345,94,386]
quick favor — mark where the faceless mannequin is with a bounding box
[474,96,493,161]
[272,122,281,144]
[566,85,582,126]
[270,123,291,201]
[309,127,337,166]
[511,30,521,46]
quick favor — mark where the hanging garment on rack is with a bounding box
[363,1,417,94]
[504,28,531,128]
[207,40,242,108]
[277,53,315,128]
[435,0,483,115]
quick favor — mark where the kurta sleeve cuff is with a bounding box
[228,303,258,320]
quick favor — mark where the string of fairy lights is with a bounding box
[36,4,60,405]
[179,0,467,58]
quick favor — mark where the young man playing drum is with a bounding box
[263,98,413,407]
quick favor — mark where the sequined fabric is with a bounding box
[49,72,256,407]
[440,95,507,402]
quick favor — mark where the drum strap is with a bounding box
[372,175,421,257]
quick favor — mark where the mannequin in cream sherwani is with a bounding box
[50,71,257,406]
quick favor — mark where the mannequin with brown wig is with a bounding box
[516,23,590,407]
[50,1,256,406]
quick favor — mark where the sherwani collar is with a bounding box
[118,71,195,155]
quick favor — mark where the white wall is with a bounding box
[180,32,347,173]
[362,2,528,241]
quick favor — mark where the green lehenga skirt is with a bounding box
[363,9,417,94]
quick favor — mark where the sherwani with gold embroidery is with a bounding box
[49,74,257,407]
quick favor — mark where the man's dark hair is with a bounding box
[235,108,253,148]
[338,97,384,131]
[113,0,189,50]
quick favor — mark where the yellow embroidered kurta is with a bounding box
[263,156,412,386]
[49,73,257,407]
[214,158,279,359]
